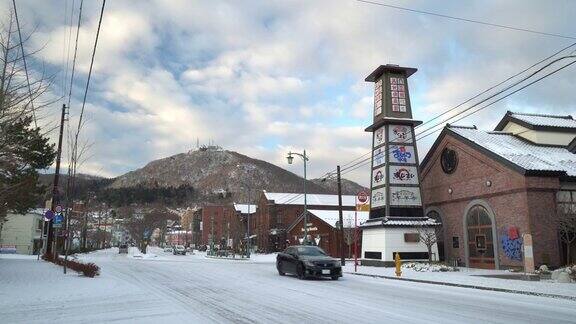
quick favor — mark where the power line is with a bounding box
[72,0,104,170]
[356,0,576,41]
[67,0,83,110]
[11,0,37,128]
[319,44,576,180]
[337,56,576,178]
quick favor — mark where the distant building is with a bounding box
[255,191,357,253]
[198,205,239,249]
[233,203,257,249]
[0,209,43,255]
[286,210,369,258]
[421,111,576,269]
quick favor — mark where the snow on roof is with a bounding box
[264,192,356,207]
[363,217,439,228]
[449,126,576,176]
[233,203,257,214]
[308,210,369,228]
[509,112,576,129]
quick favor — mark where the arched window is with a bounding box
[466,205,495,268]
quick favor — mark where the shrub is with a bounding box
[42,254,100,278]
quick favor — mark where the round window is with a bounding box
[441,148,458,174]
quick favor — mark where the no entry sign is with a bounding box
[357,191,368,203]
[356,191,370,212]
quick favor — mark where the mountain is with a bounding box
[109,148,365,202]
[311,178,368,195]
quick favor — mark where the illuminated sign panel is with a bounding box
[388,124,413,144]
[372,165,386,188]
[388,145,416,164]
[390,186,422,207]
[373,147,386,168]
[373,125,385,147]
[371,187,387,209]
[389,165,419,185]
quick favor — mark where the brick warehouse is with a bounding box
[421,111,576,269]
[286,210,369,258]
[254,191,357,253]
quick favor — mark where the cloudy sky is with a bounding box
[4,0,575,186]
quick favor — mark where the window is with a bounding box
[452,236,459,248]
[404,233,420,242]
[557,190,576,214]
[441,148,458,174]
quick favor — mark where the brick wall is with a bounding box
[421,134,562,269]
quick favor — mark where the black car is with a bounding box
[276,245,342,280]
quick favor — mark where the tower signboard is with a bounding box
[364,65,424,220]
[360,65,436,266]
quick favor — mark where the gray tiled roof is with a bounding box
[510,112,576,129]
[449,126,576,177]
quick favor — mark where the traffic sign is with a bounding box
[53,213,64,228]
[44,210,55,220]
[55,205,62,213]
[357,191,368,203]
[356,191,370,212]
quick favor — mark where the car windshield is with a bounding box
[296,246,326,256]
[175,245,185,249]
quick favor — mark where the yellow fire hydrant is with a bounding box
[395,252,402,277]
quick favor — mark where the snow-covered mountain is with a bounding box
[109,148,365,201]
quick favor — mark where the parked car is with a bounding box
[118,244,128,254]
[164,246,173,253]
[276,245,342,280]
[173,245,186,255]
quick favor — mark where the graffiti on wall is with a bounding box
[500,226,522,261]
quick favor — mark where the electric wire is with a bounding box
[356,0,576,41]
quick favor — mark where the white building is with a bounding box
[0,209,44,255]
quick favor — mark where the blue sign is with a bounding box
[53,213,64,228]
[44,210,54,220]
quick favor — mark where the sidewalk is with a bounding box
[343,263,576,300]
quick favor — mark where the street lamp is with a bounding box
[237,164,253,258]
[286,150,309,245]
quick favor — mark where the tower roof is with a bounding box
[365,64,417,82]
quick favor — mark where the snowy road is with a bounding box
[2,249,576,323]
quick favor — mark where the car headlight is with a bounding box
[304,261,316,267]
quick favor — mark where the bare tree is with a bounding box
[0,9,57,232]
[121,204,178,254]
[415,220,443,263]
[343,217,355,258]
[557,205,576,265]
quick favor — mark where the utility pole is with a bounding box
[46,104,66,256]
[337,165,345,266]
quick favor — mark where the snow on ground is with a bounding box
[2,249,576,323]
[344,263,576,298]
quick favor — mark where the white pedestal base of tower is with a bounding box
[361,227,438,267]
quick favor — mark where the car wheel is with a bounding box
[297,263,306,280]
[331,276,339,281]
[277,262,285,276]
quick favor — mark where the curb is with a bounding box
[204,255,250,261]
[346,272,576,302]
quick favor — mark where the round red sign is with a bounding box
[357,191,368,203]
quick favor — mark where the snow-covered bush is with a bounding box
[402,262,458,272]
[42,254,100,277]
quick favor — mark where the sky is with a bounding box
[3,0,575,186]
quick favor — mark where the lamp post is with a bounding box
[287,150,309,244]
[236,164,253,258]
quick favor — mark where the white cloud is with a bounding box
[7,0,575,187]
